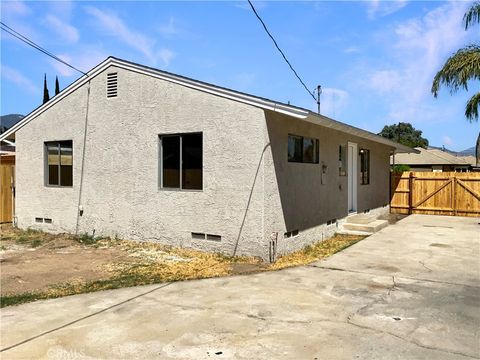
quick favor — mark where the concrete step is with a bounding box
[336,229,373,236]
[346,214,377,224]
[342,219,389,233]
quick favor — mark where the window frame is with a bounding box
[360,148,370,185]
[159,132,203,191]
[287,134,319,164]
[44,140,73,188]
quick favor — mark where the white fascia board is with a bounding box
[0,58,309,142]
[304,113,419,154]
[111,59,309,119]
[0,58,112,141]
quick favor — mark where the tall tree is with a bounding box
[378,122,429,149]
[431,2,480,165]
[43,74,50,104]
[55,76,60,96]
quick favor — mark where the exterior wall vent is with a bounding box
[106,72,118,98]
[284,230,299,238]
[44,218,52,224]
[35,217,43,223]
[206,234,221,242]
[191,232,221,241]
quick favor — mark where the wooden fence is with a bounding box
[390,171,480,217]
[0,157,15,223]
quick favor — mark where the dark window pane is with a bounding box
[288,135,302,162]
[48,165,59,185]
[59,141,73,186]
[182,133,202,190]
[302,137,318,163]
[162,136,180,188]
[60,166,73,186]
[46,143,59,185]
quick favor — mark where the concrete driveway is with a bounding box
[1,215,479,359]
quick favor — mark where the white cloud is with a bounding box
[1,65,39,94]
[157,48,175,67]
[356,2,472,126]
[43,15,79,43]
[320,88,349,118]
[0,1,31,17]
[49,50,108,77]
[367,0,408,19]
[85,6,175,67]
[158,17,178,37]
[442,135,453,146]
[366,70,402,95]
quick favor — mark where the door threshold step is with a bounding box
[336,230,373,236]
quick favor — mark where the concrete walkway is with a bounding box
[1,215,479,359]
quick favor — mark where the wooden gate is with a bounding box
[390,172,480,217]
[0,156,15,223]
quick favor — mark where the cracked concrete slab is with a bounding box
[1,215,479,359]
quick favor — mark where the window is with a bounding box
[45,141,73,186]
[160,133,202,190]
[288,134,319,163]
[360,148,370,185]
[339,145,347,176]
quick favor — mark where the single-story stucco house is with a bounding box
[1,57,415,260]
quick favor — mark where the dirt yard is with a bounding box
[0,225,364,307]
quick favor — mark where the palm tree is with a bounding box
[432,3,480,121]
[432,2,480,166]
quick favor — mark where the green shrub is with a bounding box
[392,164,410,173]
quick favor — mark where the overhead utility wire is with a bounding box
[0,21,87,76]
[247,0,317,101]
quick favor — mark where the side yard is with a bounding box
[0,225,364,307]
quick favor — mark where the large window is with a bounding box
[360,148,370,185]
[288,134,319,164]
[45,141,73,187]
[160,133,202,190]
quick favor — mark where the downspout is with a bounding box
[75,80,91,235]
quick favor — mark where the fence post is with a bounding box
[453,175,457,216]
[408,172,414,215]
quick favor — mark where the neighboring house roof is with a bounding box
[458,155,478,166]
[0,57,416,153]
[392,147,471,166]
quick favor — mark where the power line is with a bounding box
[0,21,87,76]
[247,0,317,101]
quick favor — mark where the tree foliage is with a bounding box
[378,122,429,149]
[43,74,50,104]
[55,76,60,96]
[431,2,480,122]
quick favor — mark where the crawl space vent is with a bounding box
[106,72,118,98]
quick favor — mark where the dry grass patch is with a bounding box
[1,225,365,307]
[269,234,366,270]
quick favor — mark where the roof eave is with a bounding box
[305,112,419,153]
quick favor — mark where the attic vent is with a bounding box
[106,72,118,98]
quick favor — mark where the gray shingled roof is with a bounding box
[391,147,470,165]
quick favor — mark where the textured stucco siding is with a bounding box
[16,66,267,258]
[263,111,391,256]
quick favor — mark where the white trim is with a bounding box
[0,57,418,155]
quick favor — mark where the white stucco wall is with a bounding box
[16,66,268,258]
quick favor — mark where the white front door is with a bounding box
[347,142,358,213]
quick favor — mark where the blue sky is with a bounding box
[1,1,479,151]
